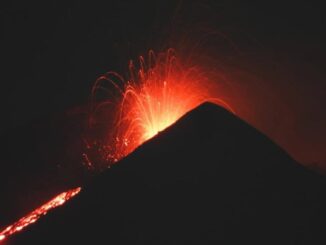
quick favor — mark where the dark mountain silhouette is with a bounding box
[8,102,326,245]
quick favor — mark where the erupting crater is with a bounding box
[88,49,234,164]
[1,49,233,242]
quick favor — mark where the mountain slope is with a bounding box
[9,102,326,245]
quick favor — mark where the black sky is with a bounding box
[0,0,325,164]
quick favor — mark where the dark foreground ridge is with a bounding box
[9,102,326,244]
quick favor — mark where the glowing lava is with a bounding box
[0,187,81,242]
[0,48,234,242]
[90,49,234,163]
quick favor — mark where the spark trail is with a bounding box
[89,49,234,164]
[1,49,233,242]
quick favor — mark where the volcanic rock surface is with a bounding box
[8,102,326,244]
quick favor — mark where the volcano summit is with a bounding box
[7,102,326,245]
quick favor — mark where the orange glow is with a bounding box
[90,49,234,163]
[1,49,234,242]
[0,187,81,242]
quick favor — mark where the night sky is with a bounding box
[0,0,325,165]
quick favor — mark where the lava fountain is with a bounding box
[1,48,234,242]
[88,48,234,165]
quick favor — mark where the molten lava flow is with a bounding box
[89,49,234,164]
[1,48,233,242]
[0,187,81,242]
[0,49,234,242]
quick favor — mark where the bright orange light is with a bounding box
[1,48,234,242]
[90,49,234,163]
[0,48,235,242]
[0,187,81,242]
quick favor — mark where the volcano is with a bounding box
[7,102,326,244]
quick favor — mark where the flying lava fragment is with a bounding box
[88,48,234,165]
[1,48,233,242]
